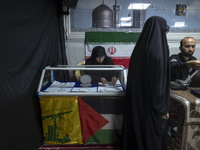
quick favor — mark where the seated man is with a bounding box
[85,46,118,84]
[170,37,200,81]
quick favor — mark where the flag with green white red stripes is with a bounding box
[85,32,140,68]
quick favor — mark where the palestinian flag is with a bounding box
[78,97,109,143]
[85,32,140,68]
[79,96,124,145]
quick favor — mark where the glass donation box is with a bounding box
[37,65,127,147]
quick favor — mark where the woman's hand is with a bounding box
[162,113,169,120]
[101,77,108,84]
[111,77,117,84]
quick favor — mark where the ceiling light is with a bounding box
[120,17,132,21]
[173,22,186,27]
[121,22,132,27]
[128,3,151,10]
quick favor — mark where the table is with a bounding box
[169,87,200,150]
[37,65,126,148]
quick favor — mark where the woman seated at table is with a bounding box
[85,46,119,84]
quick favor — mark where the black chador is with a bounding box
[121,16,170,150]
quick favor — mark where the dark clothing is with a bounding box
[85,46,119,84]
[170,53,197,81]
[121,16,170,150]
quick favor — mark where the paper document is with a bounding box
[98,80,124,92]
[72,87,97,92]
[50,81,75,88]
[98,86,124,92]
[43,81,75,93]
[44,87,72,93]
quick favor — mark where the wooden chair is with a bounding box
[75,60,85,81]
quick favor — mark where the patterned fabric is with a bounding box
[169,89,200,150]
[171,88,200,123]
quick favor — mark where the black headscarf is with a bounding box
[86,46,109,65]
[121,16,170,150]
[85,46,118,83]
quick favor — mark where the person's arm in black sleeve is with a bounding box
[170,57,188,72]
[105,57,119,83]
[169,55,188,81]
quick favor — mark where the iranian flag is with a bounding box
[85,32,140,68]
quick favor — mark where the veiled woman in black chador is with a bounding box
[85,46,118,84]
[121,16,170,150]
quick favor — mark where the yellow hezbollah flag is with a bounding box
[39,96,83,144]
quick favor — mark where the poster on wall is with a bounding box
[175,4,187,16]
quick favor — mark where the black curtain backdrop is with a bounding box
[0,0,68,149]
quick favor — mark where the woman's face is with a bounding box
[96,56,105,63]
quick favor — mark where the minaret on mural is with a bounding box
[113,0,120,28]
